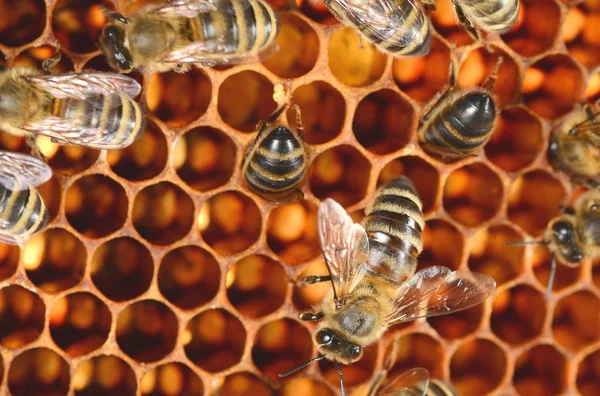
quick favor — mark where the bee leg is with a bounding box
[103,10,129,24]
[482,56,503,91]
[293,105,305,141]
[546,254,557,300]
[42,51,62,75]
[25,136,47,161]
[420,142,472,160]
[420,60,456,124]
[298,275,332,287]
[451,0,491,52]
[299,312,325,321]
[421,0,436,11]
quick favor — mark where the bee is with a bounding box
[0,151,52,246]
[448,0,520,44]
[320,0,432,56]
[98,0,281,73]
[280,177,496,395]
[418,56,502,160]
[242,83,306,204]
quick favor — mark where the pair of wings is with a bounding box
[318,198,496,326]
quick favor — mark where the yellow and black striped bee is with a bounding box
[0,151,52,246]
[418,57,502,160]
[98,0,281,73]
[450,0,520,43]
[282,177,496,395]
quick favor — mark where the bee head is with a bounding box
[315,329,363,364]
[550,219,584,263]
[99,24,134,73]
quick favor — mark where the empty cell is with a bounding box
[328,27,387,87]
[36,175,61,223]
[0,285,45,349]
[158,245,220,310]
[419,219,464,272]
[319,343,377,389]
[185,308,246,373]
[174,126,236,192]
[507,170,566,237]
[45,145,100,175]
[485,107,543,172]
[140,362,204,396]
[532,244,580,295]
[218,71,276,132]
[353,90,415,155]
[577,348,600,396]
[491,285,546,345]
[0,244,18,281]
[293,260,331,312]
[133,182,195,246]
[12,46,73,73]
[0,0,45,47]
[8,347,70,396]
[429,304,486,340]
[443,163,504,227]
[565,5,600,69]
[252,318,312,380]
[227,254,287,318]
[73,355,137,396]
[309,145,371,206]
[213,372,270,396]
[385,333,444,379]
[116,299,178,363]
[66,174,128,239]
[52,0,108,53]
[280,378,335,396]
[267,200,319,266]
[450,339,506,396]
[24,228,86,293]
[514,344,566,396]
[199,191,262,255]
[552,290,600,352]
[263,13,319,78]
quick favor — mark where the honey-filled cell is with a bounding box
[279,378,336,396]
[429,303,486,340]
[319,343,377,389]
[12,45,73,73]
[552,290,600,352]
[450,339,507,396]
[565,3,600,69]
[513,344,566,396]
[45,145,100,176]
[532,244,581,295]
[214,372,270,396]
[52,0,108,53]
[419,219,464,271]
[0,243,18,283]
[0,0,45,47]
[73,355,137,396]
[140,362,204,396]
[385,333,445,379]
[577,348,600,396]
[8,347,70,396]
[0,285,45,349]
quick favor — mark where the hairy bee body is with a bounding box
[0,185,48,239]
[458,0,519,33]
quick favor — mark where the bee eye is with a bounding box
[352,345,361,357]
[316,330,332,345]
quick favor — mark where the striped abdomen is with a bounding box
[362,176,424,285]
[461,0,519,33]
[0,185,48,237]
[405,379,459,396]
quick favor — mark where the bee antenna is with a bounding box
[334,361,346,396]
[546,254,556,300]
[505,240,548,246]
[278,355,325,378]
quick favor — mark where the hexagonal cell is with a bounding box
[309,145,371,206]
[0,285,44,349]
[49,292,111,357]
[214,372,270,396]
[286,81,346,145]
[66,174,128,239]
[0,0,45,47]
[450,339,506,396]
[8,347,70,396]
[468,225,525,285]
[116,299,178,363]
[485,107,544,172]
[133,182,195,246]
[429,299,486,340]
[319,343,377,389]
[140,362,204,396]
[565,3,600,69]
[443,163,504,227]
[552,290,600,352]
[532,244,580,295]
[12,45,73,73]
[393,36,452,103]
[199,191,262,255]
[280,378,335,396]
[428,0,472,46]
[419,219,464,272]
[24,228,86,293]
[73,355,137,396]
[146,68,211,127]
[184,308,246,373]
[502,0,561,57]
[378,156,440,214]
[218,71,276,132]
[45,145,100,175]
[158,245,220,310]
[262,13,319,78]
[328,27,387,87]
[353,89,415,155]
[107,122,168,181]
[507,170,566,237]
[252,318,313,380]
[174,126,236,192]
[386,333,444,379]
[37,175,61,224]
[226,254,287,318]
[491,285,546,345]
[514,344,566,396]
[0,244,18,282]
[293,259,330,312]
[266,200,319,266]
[577,348,600,396]
[52,0,108,53]
[0,131,27,153]
[523,55,585,119]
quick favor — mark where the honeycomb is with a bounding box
[0,0,598,395]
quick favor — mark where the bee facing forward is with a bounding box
[98,0,280,73]
[418,57,502,160]
[0,151,52,246]
[448,0,520,44]
[281,177,496,395]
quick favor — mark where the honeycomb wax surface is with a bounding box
[0,0,599,395]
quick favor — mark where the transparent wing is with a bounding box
[387,266,496,326]
[0,151,52,191]
[377,368,430,396]
[26,72,141,100]
[163,38,280,66]
[155,0,229,17]
[0,232,24,247]
[318,198,369,304]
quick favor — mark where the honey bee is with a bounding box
[418,56,502,160]
[242,83,306,204]
[449,0,520,44]
[98,0,281,73]
[0,151,52,246]
[280,177,496,394]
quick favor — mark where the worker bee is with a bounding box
[418,56,502,160]
[448,0,520,44]
[0,151,52,246]
[242,83,306,204]
[281,177,496,395]
[98,0,281,73]
[320,0,432,56]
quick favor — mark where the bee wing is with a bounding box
[376,368,430,396]
[163,38,280,66]
[26,72,141,100]
[0,151,52,191]
[318,198,369,302]
[386,266,496,326]
[0,232,25,247]
[154,0,225,17]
